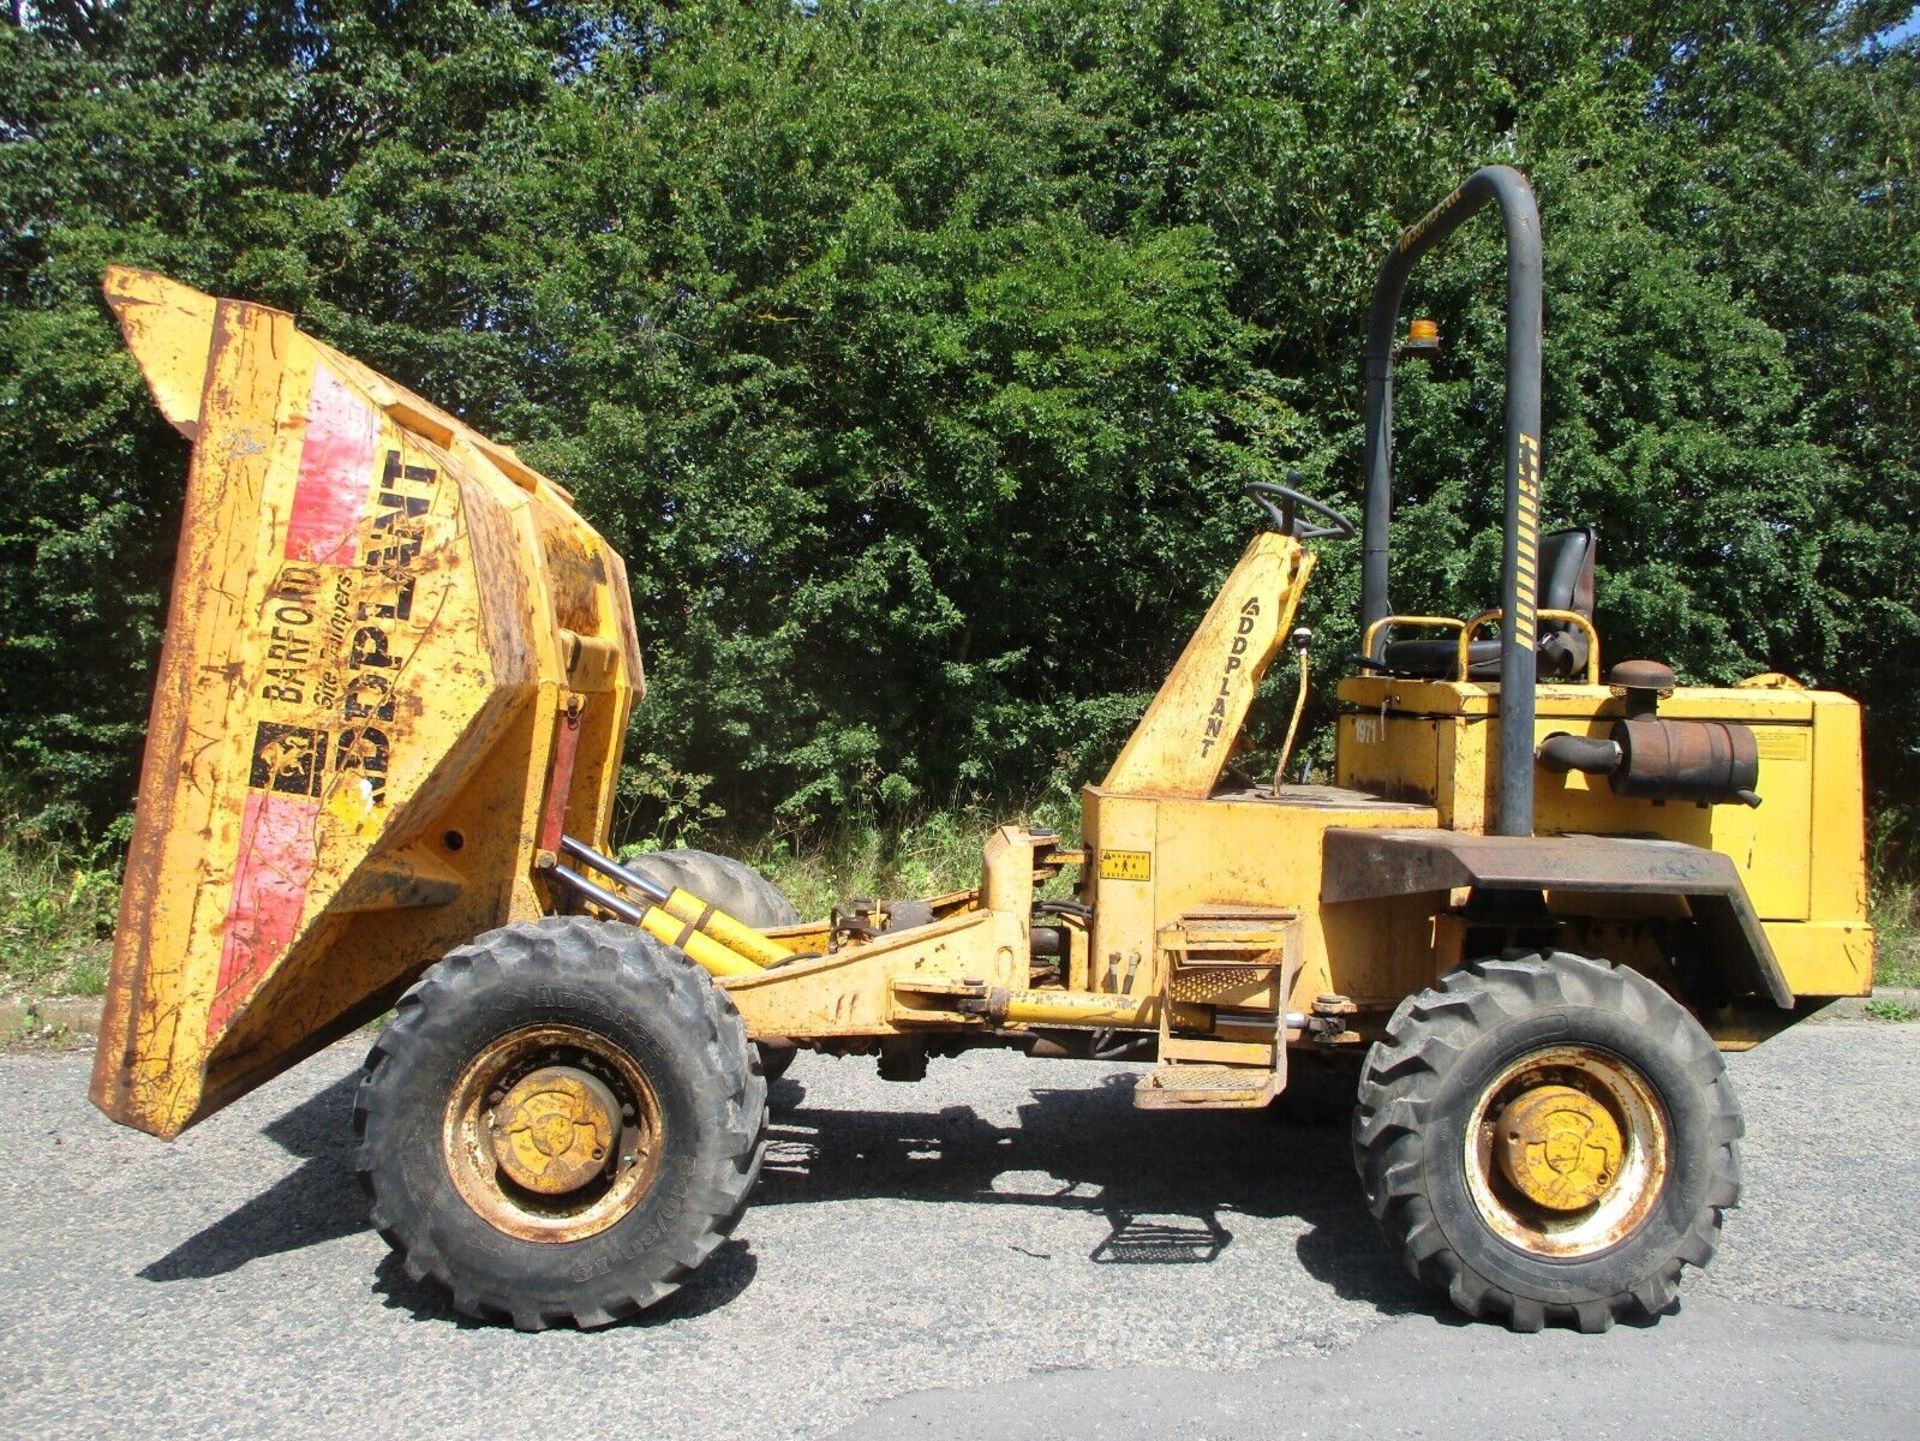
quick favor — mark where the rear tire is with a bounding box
[619,848,801,1084]
[617,847,797,929]
[1352,950,1741,1332]
[354,916,765,1330]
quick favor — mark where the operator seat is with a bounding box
[1379,526,1597,681]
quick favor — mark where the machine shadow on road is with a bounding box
[755,1068,1437,1320]
[139,1071,367,1283]
[370,1238,762,1328]
[137,1062,1439,1327]
[136,1065,762,1328]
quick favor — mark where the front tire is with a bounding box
[1352,951,1741,1332]
[354,916,766,1330]
[619,848,801,1084]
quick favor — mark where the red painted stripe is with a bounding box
[208,790,320,1038]
[284,363,378,565]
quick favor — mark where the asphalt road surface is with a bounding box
[4,1017,1916,1440]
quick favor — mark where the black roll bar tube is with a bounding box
[1359,165,1544,838]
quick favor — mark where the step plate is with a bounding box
[1134,1064,1280,1110]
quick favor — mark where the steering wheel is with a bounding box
[1242,475,1356,541]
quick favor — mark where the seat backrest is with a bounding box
[1535,526,1598,678]
[1378,525,1601,681]
[1538,526,1597,617]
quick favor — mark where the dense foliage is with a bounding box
[2,1,1914,848]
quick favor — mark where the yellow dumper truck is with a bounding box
[91,168,1872,1333]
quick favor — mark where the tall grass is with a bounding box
[1869,810,1919,990]
[727,790,1085,919]
[0,780,118,1001]
[1873,879,1920,989]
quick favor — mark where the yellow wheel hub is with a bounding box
[488,1065,620,1196]
[1494,1082,1624,1211]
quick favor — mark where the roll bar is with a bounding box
[1359,165,1543,838]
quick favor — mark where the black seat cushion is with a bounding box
[1378,527,1598,681]
[1381,636,1505,679]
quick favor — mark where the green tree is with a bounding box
[2,0,1914,847]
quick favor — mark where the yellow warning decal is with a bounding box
[1099,849,1152,881]
[1752,728,1810,761]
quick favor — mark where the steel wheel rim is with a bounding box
[1463,1044,1671,1259]
[443,1023,664,1243]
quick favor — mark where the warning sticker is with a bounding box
[1752,728,1810,762]
[1099,849,1152,882]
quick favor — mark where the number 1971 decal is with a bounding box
[1099,849,1151,881]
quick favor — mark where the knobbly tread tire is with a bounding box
[353,915,766,1331]
[618,848,802,1085]
[883,898,937,932]
[1351,950,1742,1333]
[617,847,799,929]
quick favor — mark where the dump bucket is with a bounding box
[91,269,641,1139]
